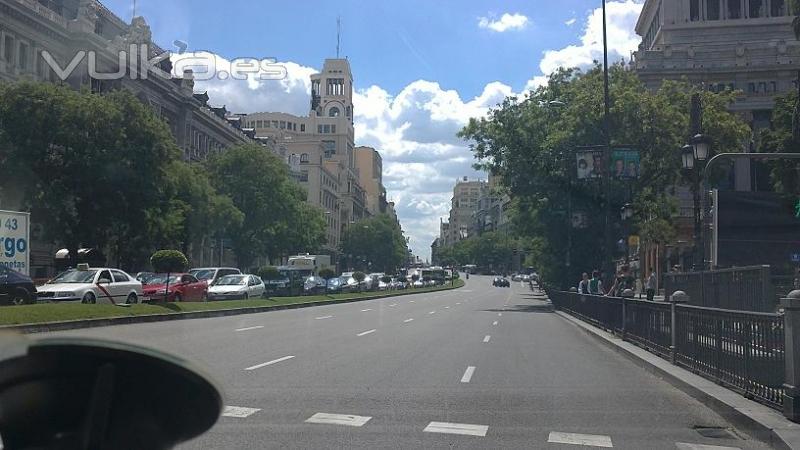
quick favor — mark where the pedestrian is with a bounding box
[588,270,602,295]
[607,264,635,297]
[645,269,657,301]
[578,272,590,294]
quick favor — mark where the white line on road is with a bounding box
[498,313,502,317]
[483,335,491,343]
[305,412,372,427]
[675,444,742,450]
[244,355,295,371]
[456,302,461,305]
[222,406,261,418]
[444,306,450,309]
[235,326,264,332]
[410,300,415,303]
[548,431,613,448]
[460,366,476,383]
[315,315,333,320]
[492,321,498,326]
[361,308,373,312]
[404,318,414,323]
[424,421,488,437]
[429,311,436,315]
[389,303,397,307]
[357,329,377,337]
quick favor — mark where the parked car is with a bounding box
[339,275,359,292]
[377,277,391,291]
[142,273,208,302]
[493,277,510,288]
[135,272,157,284]
[412,279,424,288]
[303,276,327,294]
[392,278,408,290]
[188,267,242,285]
[37,265,143,304]
[512,274,522,282]
[0,266,37,305]
[326,276,344,293]
[207,274,265,300]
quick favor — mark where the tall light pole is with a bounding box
[602,0,614,279]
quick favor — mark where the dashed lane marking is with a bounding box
[429,311,436,315]
[424,421,488,437]
[492,321,498,326]
[361,308,373,312]
[222,406,261,418]
[357,329,377,337]
[244,355,295,371]
[547,432,613,448]
[460,366,476,383]
[315,315,333,320]
[675,444,741,450]
[445,306,450,309]
[235,326,263,332]
[389,304,397,307]
[305,413,371,427]
[483,335,491,343]
[498,313,502,317]
[404,318,414,323]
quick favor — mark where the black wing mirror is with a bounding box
[0,334,222,450]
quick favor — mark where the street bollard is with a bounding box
[670,291,689,365]
[781,290,800,422]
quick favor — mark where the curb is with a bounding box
[553,309,800,450]
[3,283,465,334]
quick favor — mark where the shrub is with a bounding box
[150,250,188,273]
[380,275,392,283]
[353,271,366,282]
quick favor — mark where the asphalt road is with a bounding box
[44,276,772,449]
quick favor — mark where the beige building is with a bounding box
[440,177,487,246]
[354,146,387,216]
[244,59,370,255]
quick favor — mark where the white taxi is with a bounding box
[37,264,144,304]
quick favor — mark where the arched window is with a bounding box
[329,107,340,117]
[300,153,310,163]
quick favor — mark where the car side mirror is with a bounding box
[0,334,222,449]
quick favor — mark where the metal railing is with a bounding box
[663,265,776,312]
[548,290,785,411]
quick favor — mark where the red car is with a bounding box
[142,273,208,302]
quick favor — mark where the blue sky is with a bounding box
[103,0,645,260]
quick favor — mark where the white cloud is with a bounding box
[565,18,577,26]
[478,13,530,32]
[523,0,644,92]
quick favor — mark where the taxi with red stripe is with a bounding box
[36,264,145,304]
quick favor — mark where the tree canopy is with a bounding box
[340,214,407,273]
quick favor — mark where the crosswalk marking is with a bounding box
[424,421,488,437]
[548,432,613,448]
[305,412,371,427]
[222,406,261,418]
[483,335,491,343]
[460,366,476,383]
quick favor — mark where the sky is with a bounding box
[104,0,646,261]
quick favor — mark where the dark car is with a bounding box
[493,277,510,288]
[0,266,37,305]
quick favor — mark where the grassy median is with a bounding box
[0,279,466,326]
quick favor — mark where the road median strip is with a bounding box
[1,280,465,334]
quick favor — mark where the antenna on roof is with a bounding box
[336,16,341,58]
[132,0,137,19]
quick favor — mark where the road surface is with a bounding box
[44,276,771,449]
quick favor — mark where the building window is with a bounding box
[280,121,286,129]
[329,107,340,117]
[707,0,721,19]
[690,0,701,20]
[272,120,278,128]
[727,0,742,19]
[256,120,263,128]
[749,0,765,17]
[323,124,331,133]
[299,170,309,182]
[771,0,786,16]
[18,42,29,71]
[318,125,323,134]
[346,106,351,117]
[770,81,777,92]
[323,140,336,158]
[748,82,756,93]
[331,125,336,134]
[301,124,306,132]
[758,81,767,93]
[300,153,310,163]
[3,35,15,64]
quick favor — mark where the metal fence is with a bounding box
[663,265,776,312]
[548,290,785,411]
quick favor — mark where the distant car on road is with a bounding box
[207,274,265,300]
[142,273,208,302]
[0,266,37,305]
[37,265,143,304]
[188,267,242,285]
[493,277,510,288]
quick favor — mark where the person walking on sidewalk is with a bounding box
[645,270,657,301]
[607,264,635,297]
[578,272,590,294]
[588,270,603,295]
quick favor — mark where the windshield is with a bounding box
[50,269,97,284]
[213,275,246,286]
[190,269,216,280]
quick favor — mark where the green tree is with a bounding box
[340,214,407,273]
[459,65,749,287]
[150,250,189,273]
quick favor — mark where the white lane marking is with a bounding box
[498,313,502,317]
[456,302,461,305]
[244,355,295,371]
[389,303,397,307]
[222,406,261,418]
[461,290,474,293]
[235,326,264,332]
[429,311,436,315]
[315,315,333,320]
[357,329,376,337]
[305,412,371,427]
[404,318,414,323]
[548,432,613,448]
[492,321,498,326]
[675,444,741,450]
[361,308,373,312]
[424,421,488,437]
[460,366,476,383]
[410,300,415,303]
[483,335,491,343]
[444,306,450,309]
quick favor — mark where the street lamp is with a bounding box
[620,203,634,221]
[691,133,711,161]
[681,131,712,271]
[681,145,695,170]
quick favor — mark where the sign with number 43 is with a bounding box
[0,210,31,276]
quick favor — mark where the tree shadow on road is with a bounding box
[483,304,554,314]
